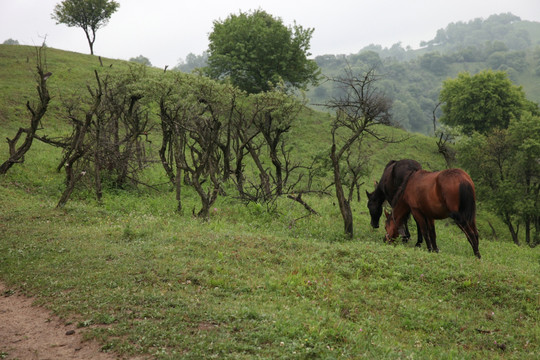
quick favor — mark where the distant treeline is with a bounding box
[309,13,540,134]
[174,13,540,135]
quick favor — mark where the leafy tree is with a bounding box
[458,113,540,246]
[206,9,320,94]
[439,70,529,135]
[174,52,208,73]
[51,0,119,55]
[51,67,152,207]
[129,55,152,66]
[153,71,237,218]
[2,38,20,45]
[419,52,448,75]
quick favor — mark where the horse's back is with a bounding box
[436,169,476,214]
[438,169,475,196]
[382,159,422,201]
[406,168,474,218]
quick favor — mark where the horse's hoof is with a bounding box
[414,243,422,248]
[401,237,410,244]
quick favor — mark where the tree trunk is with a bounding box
[246,143,271,198]
[504,213,520,245]
[269,146,283,195]
[174,154,183,214]
[331,144,353,238]
[84,28,95,55]
[525,216,531,247]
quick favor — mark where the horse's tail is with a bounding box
[452,181,476,225]
[454,180,481,259]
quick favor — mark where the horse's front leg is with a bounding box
[411,210,432,252]
[414,218,423,248]
[400,213,411,243]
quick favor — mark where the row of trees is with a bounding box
[1,45,394,240]
[7,4,385,237]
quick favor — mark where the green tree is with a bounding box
[419,52,448,75]
[174,52,208,73]
[458,113,540,246]
[439,70,528,135]
[2,38,20,45]
[206,9,320,94]
[129,55,152,66]
[51,0,119,55]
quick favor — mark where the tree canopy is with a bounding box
[129,55,152,66]
[51,0,119,55]
[206,9,320,94]
[439,70,531,135]
[458,112,540,245]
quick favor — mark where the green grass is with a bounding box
[1,45,539,359]
[1,180,538,359]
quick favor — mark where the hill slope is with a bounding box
[0,45,538,359]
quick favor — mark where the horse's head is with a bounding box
[366,182,382,228]
[384,210,399,242]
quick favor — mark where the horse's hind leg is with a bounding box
[427,219,439,253]
[455,221,481,259]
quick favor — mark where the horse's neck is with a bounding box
[392,196,411,224]
[374,185,386,205]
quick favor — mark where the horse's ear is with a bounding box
[374,181,378,187]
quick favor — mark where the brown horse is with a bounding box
[384,168,481,258]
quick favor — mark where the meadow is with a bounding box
[0,45,538,359]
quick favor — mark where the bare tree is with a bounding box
[0,46,51,175]
[57,70,103,207]
[51,68,153,207]
[324,66,392,238]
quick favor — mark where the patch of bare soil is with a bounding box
[0,282,120,360]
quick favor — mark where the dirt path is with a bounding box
[0,282,120,360]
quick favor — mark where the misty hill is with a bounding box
[308,13,540,134]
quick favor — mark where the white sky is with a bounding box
[1,0,539,69]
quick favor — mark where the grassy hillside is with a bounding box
[1,46,539,359]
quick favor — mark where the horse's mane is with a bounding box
[390,168,421,207]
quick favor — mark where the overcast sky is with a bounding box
[1,0,539,68]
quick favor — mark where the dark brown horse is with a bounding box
[366,159,423,246]
[384,168,480,258]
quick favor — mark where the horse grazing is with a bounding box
[366,159,423,246]
[384,168,480,258]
